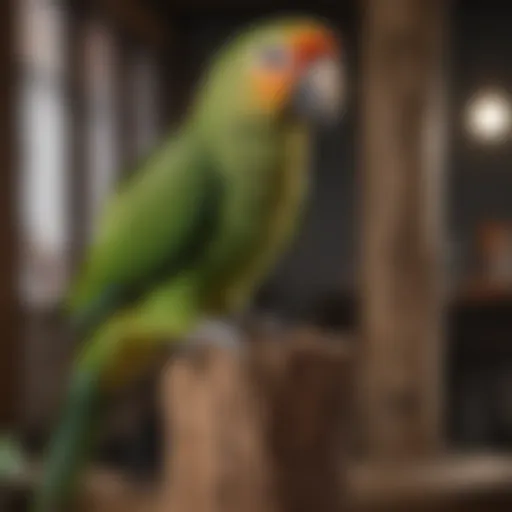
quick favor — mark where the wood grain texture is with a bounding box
[0,0,21,427]
[359,0,447,459]
[159,335,352,512]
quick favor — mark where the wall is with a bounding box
[449,1,512,276]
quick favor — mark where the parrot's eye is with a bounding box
[258,45,291,70]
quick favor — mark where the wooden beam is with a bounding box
[115,37,137,171]
[0,0,21,426]
[359,0,447,458]
[68,9,90,272]
[98,0,168,48]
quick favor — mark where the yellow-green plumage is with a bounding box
[33,16,337,512]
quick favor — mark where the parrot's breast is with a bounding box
[205,122,310,314]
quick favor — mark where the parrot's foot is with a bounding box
[187,319,246,352]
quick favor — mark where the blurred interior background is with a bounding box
[4,0,512,509]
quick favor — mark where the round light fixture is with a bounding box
[465,90,512,144]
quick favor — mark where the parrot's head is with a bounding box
[195,17,346,126]
[246,18,344,124]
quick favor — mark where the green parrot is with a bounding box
[33,15,344,511]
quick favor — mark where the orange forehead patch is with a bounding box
[290,27,339,66]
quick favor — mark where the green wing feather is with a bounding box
[67,131,221,337]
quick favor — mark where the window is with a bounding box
[17,0,68,307]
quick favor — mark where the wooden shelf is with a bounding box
[4,455,512,511]
[350,455,512,509]
[455,281,512,304]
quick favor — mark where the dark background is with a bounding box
[157,1,512,320]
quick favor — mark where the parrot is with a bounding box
[32,15,345,511]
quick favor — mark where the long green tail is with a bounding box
[32,369,103,512]
[32,275,200,511]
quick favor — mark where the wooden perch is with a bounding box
[157,334,352,512]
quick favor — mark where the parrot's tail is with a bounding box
[31,369,103,512]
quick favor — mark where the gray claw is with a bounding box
[186,319,245,351]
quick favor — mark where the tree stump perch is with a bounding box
[158,334,352,512]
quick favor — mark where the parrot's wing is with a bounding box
[67,134,222,336]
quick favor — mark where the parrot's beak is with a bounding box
[292,56,345,125]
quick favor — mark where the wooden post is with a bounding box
[158,335,352,512]
[68,6,89,272]
[359,0,447,458]
[115,37,137,171]
[0,0,21,426]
